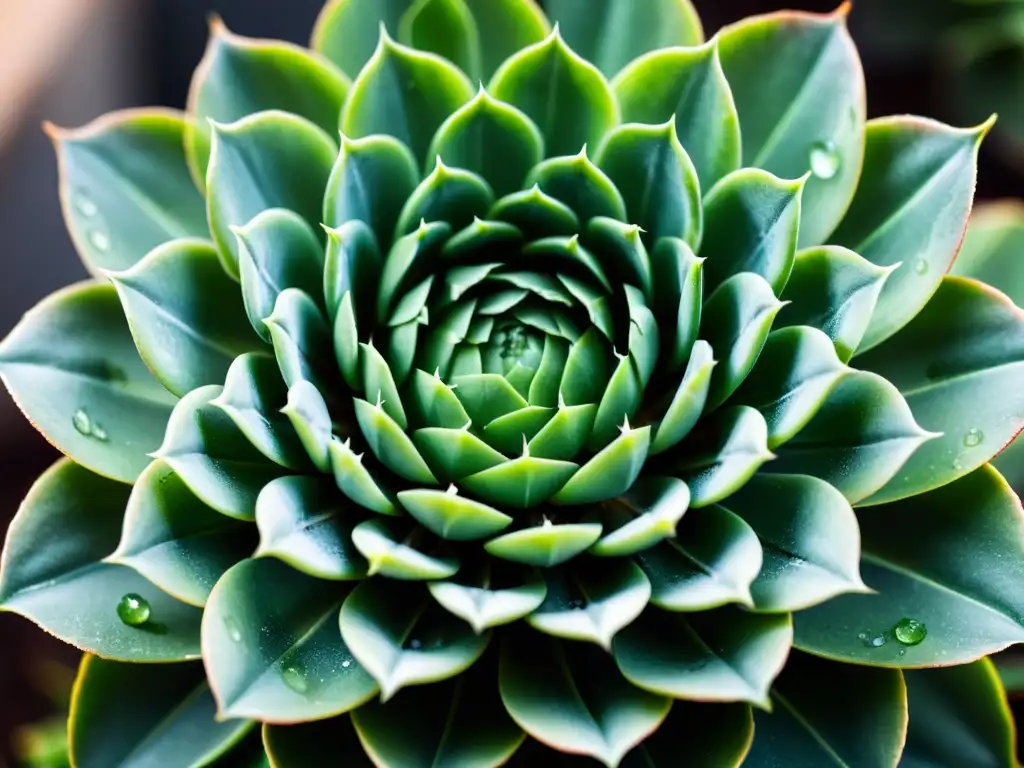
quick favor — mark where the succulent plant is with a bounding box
[1,0,1023,765]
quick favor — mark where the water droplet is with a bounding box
[341,660,351,669]
[116,593,151,626]
[809,140,841,180]
[893,617,927,646]
[963,428,984,448]
[408,638,423,650]
[953,458,964,471]
[870,634,887,648]
[281,664,309,694]
[224,617,242,642]
[914,259,929,275]
[74,192,98,217]
[898,649,906,658]
[71,409,109,442]
[89,229,110,251]
[857,632,868,640]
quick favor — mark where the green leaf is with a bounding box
[360,341,407,428]
[49,109,207,273]
[427,87,543,197]
[323,221,381,331]
[311,0,408,78]
[186,20,349,188]
[613,41,740,192]
[620,702,753,768]
[524,148,626,224]
[281,380,333,473]
[398,0,481,79]
[329,438,401,517]
[489,185,580,239]
[721,473,866,612]
[650,238,704,373]
[153,385,283,521]
[527,403,596,461]
[952,200,1024,308]
[69,656,252,768]
[591,476,690,557]
[768,371,934,504]
[500,633,671,768]
[341,30,474,164]
[596,120,702,248]
[398,487,513,540]
[234,208,325,343]
[324,135,418,254]
[718,7,866,247]
[700,169,803,295]
[733,326,847,449]
[857,277,1024,504]
[634,503,762,611]
[203,557,376,721]
[559,326,612,405]
[461,0,550,80]
[902,659,1018,768]
[351,518,459,580]
[777,245,894,363]
[340,579,491,700]
[671,406,774,508]
[207,110,336,278]
[795,465,1024,667]
[264,289,338,398]
[545,0,703,77]
[111,460,254,607]
[429,568,547,633]
[0,459,202,661]
[528,560,651,649]
[395,159,494,238]
[413,426,507,481]
[377,221,452,324]
[109,238,263,398]
[489,29,619,158]
[701,272,785,410]
[410,368,470,428]
[255,476,368,580]
[744,652,907,768]
[552,425,651,505]
[0,281,176,484]
[833,116,991,352]
[461,454,578,510]
[212,353,310,470]
[352,653,524,766]
[264,716,371,767]
[613,606,792,708]
[650,340,715,455]
[354,397,438,484]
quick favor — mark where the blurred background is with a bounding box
[0,0,1021,764]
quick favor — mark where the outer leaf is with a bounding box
[111,460,255,607]
[203,558,377,722]
[49,109,207,273]
[153,385,283,521]
[0,281,176,483]
[329,438,401,517]
[723,474,866,613]
[500,633,671,767]
[744,652,907,768]
[109,238,263,398]
[620,702,753,768]
[613,606,793,708]
[795,465,1024,667]
[265,289,338,397]
[427,87,544,197]
[429,570,547,633]
[398,0,481,80]
[255,476,368,581]
[952,200,1024,307]
[590,476,690,557]
[186,20,349,187]
[857,277,1024,504]
[341,30,475,164]
[340,579,491,701]
[351,518,459,580]
[264,717,371,767]
[777,245,894,363]
[699,168,803,295]
[902,659,1018,768]
[207,111,336,277]
[461,0,550,80]
[489,29,619,158]
[0,460,202,661]
[718,7,866,247]
[69,656,252,768]
[351,656,524,767]
[833,116,991,352]
[596,120,702,248]
[545,0,703,77]
[311,0,408,78]
[282,380,333,473]
[768,371,935,504]
[613,42,740,191]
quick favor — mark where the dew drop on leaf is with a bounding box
[281,664,309,694]
[74,192,98,217]
[913,259,929,275]
[342,660,352,669]
[809,141,840,180]
[408,638,423,650]
[893,617,927,646]
[72,408,109,442]
[224,617,243,642]
[116,593,151,626]
[963,428,983,448]
[870,635,887,648]
[89,229,111,252]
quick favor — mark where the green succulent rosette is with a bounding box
[1,1,1023,765]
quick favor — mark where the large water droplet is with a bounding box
[117,593,151,626]
[281,664,309,694]
[72,409,109,441]
[893,617,927,646]
[809,141,841,180]
[963,428,984,448]
[914,259,929,275]
[74,192,98,217]
[89,229,111,252]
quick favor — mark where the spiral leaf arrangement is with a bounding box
[1,1,1022,765]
